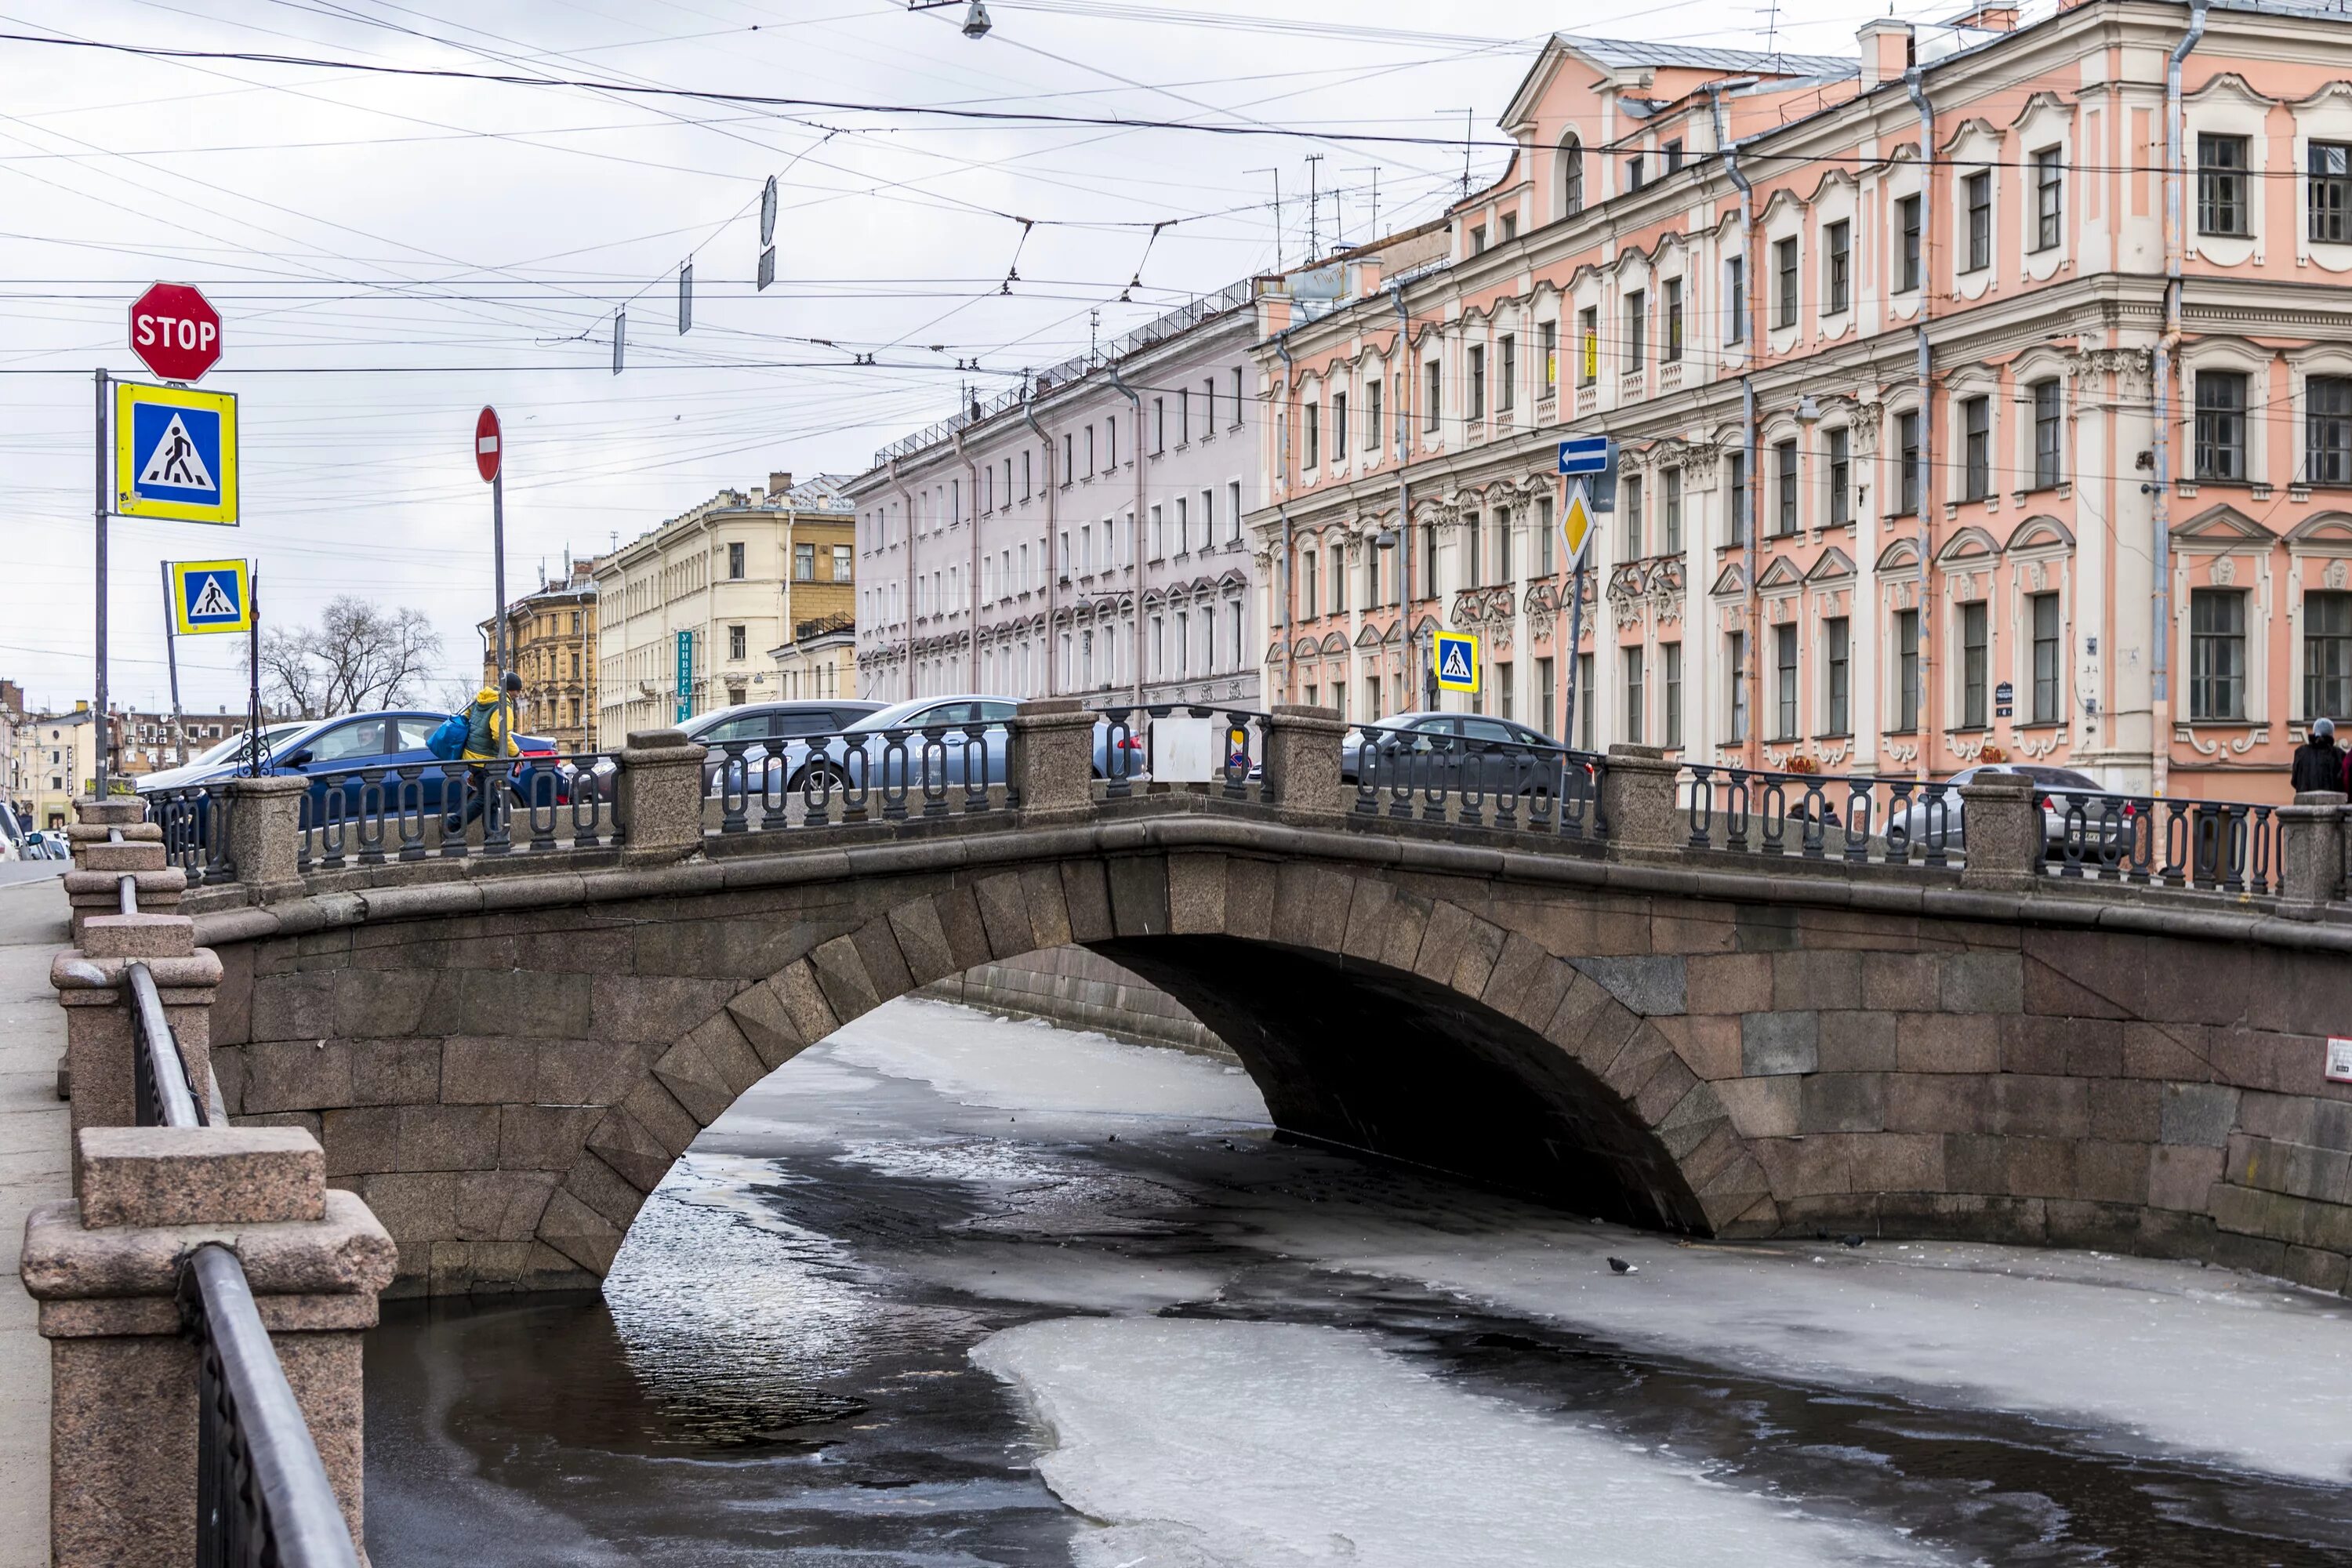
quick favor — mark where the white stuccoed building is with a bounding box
[846,279,1281,711]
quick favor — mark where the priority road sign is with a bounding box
[130,281,222,383]
[115,382,238,524]
[1559,481,1599,568]
[1433,630,1480,695]
[169,559,251,634]
[1558,435,1611,475]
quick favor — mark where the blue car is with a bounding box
[137,709,564,826]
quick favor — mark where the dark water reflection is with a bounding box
[366,1007,2352,1567]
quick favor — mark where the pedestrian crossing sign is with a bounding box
[169,559,251,635]
[116,382,238,524]
[1433,630,1480,695]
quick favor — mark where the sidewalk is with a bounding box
[0,866,70,1568]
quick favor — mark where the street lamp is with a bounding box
[906,0,990,38]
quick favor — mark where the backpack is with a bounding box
[426,713,469,761]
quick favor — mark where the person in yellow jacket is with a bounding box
[445,673,522,831]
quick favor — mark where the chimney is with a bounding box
[769,471,793,498]
[1857,19,1914,88]
[1951,2,2018,29]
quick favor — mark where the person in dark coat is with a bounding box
[2292,717,2344,794]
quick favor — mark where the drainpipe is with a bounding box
[889,456,916,702]
[952,425,982,691]
[1020,389,1059,697]
[1105,363,1146,707]
[1905,63,1936,783]
[1275,331,1298,706]
[1712,85,1762,762]
[1392,281,1415,715]
[2154,0,2210,797]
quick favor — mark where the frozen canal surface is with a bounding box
[367,998,2352,1566]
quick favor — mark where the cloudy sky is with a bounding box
[0,0,1944,716]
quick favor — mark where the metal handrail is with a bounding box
[182,1246,363,1568]
[127,961,205,1131]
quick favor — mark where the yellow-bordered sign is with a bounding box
[169,559,251,635]
[116,382,238,524]
[1433,630,1480,694]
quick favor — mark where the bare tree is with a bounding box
[243,597,445,719]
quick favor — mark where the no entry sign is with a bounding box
[475,406,501,482]
[130,282,222,382]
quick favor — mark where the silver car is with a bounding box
[1883,763,2113,855]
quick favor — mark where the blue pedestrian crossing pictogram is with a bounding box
[1433,630,1480,694]
[169,559,251,635]
[115,383,238,524]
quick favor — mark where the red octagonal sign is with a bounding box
[129,282,222,383]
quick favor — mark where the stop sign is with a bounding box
[475,407,501,482]
[129,282,221,382]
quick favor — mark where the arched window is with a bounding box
[1560,133,1584,217]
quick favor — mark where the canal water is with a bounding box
[366,997,2352,1566]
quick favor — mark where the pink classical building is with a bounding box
[1254,2,2352,801]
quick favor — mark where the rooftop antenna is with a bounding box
[1305,153,1325,262]
[1348,165,1382,242]
[1759,0,1784,69]
[1439,109,1475,201]
[1088,307,1101,358]
[1247,166,1283,270]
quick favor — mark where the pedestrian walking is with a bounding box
[2292,717,2344,794]
[445,673,522,833]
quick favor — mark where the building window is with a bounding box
[1303,401,1319,468]
[1959,601,1989,728]
[2306,592,2352,720]
[1962,395,1991,501]
[1893,608,1922,730]
[1726,255,1746,343]
[1964,169,1992,271]
[1425,361,1442,430]
[2199,133,2251,237]
[1773,623,1798,740]
[1896,193,1922,292]
[728,541,746,579]
[2309,376,2352,485]
[833,543,852,582]
[1577,307,1599,386]
[1562,134,1583,215]
[2194,370,2249,481]
[1365,379,1382,448]
[1664,138,1683,174]
[1540,321,1558,392]
[1232,367,1245,426]
[2031,591,2063,724]
[1773,237,1798,328]
[1229,481,1243,542]
[1497,336,1515,412]
[2190,588,2247,720]
[1773,438,1798,537]
[1825,616,1850,735]
[1662,641,1682,747]
[1626,156,1643,193]
[1825,220,1850,313]
[728,624,746,662]
[794,542,815,581]
[1468,347,1488,419]
[1153,397,1165,453]
[1465,512,1482,586]
[1896,411,1922,515]
[2031,379,2063,488]
[1726,452,1747,541]
[1624,291,1646,368]
[1623,477,1644,558]
[1727,631,1748,742]
[1470,223,1487,255]
[1333,390,1349,454]
[2312,142,2352,244]
[1624,646,1646,745]
[1576,653,1594,749]
[1300,550,1316,619]
[1663,280,1683,362]
[2032,147,2063,252]
[1828,427,1851,525]
[1663,468,1683,554]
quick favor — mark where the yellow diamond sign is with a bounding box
[1559,481,1598,567]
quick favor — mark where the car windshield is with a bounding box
[192,724,303,766]
[847,697,1021,732]
[2020,767,2101,789]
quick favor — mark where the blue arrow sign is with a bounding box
[1558,435,1612,476]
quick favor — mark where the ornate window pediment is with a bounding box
[1709,561,1749,598]
[1805,546,1856,583]
[1755,556,1805,590]
[1935,524,2002,564]
[1875,536,1923,573]
[2172,502,2275,543]
[2287,510,2352,547]
[1318,631,1348,655]
[2007,514,2075,553]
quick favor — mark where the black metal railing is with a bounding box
[1679,764,1956,866]
[1093,705,1267,801]
[296,753,622,871]
[183,1246,362,1568]
[148,783,236,886]
[702,722,1018,833]
[2049,792,2280,895]
[129,960,207,1131]
[1349,724,1609,840]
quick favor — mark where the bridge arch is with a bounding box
[533,851,1769,1280]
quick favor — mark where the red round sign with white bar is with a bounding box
[130,281,222,382]
[475,406,501,483]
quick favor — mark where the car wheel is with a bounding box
[793,761,851,795]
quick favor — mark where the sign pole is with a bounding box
[493,463,510,730]
[1563,556,1588,752]
[248,565,262,778]
[94,368,110,798]
[159,561,185,765]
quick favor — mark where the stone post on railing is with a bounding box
[614,728,708,862]
[20,1124,395,1563]
[1262,705,1347,822]
[223,774,311,904]
[62,797,169,945]
[1958,773,2042,891]
[2277,790,2347,920]
[1600,743,1680,858]
[1010,699,1100,820]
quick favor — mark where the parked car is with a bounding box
[1882,763,2114,854]
[134,723,310,793]
[0,800,23,861]
[137,710,563,826]
[762,695,1134,797]
[1342,711,1573,800]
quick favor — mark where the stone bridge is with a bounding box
[89,704,2352,1298]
